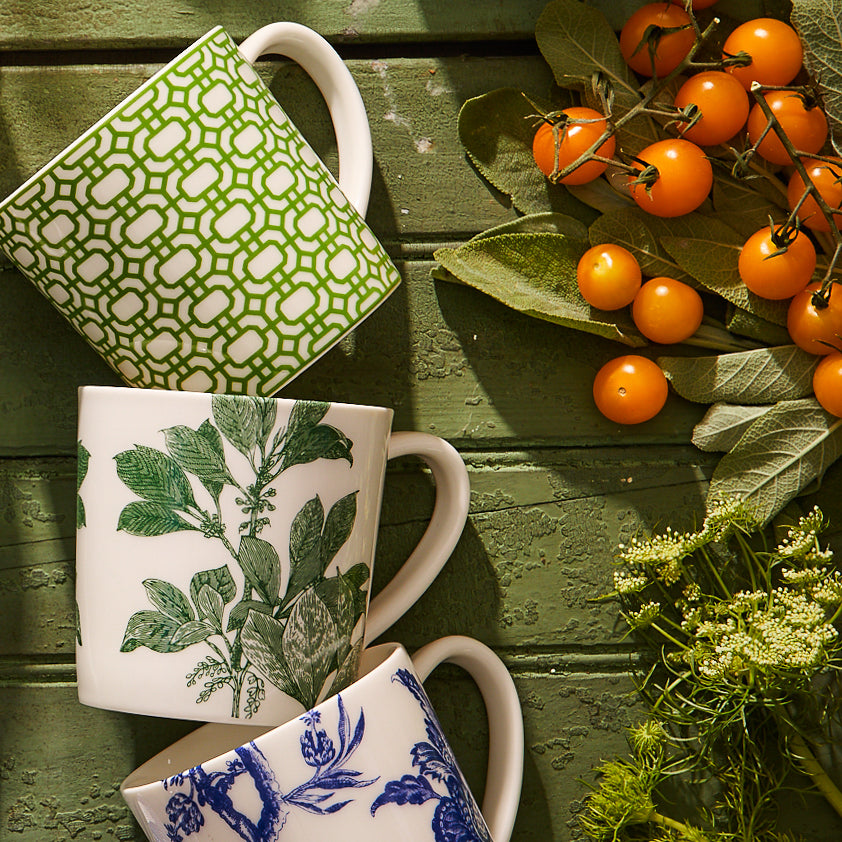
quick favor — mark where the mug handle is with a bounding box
[237,22,373,216]
[412,635,524,842]
[364,432,470,643]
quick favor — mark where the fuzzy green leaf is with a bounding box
[434,232,646,346]
[588,208,700,286]
[660,235,790,325]
[692,403,773,452]
[658,346,819,405]
[792,0,842,155]
[707,398,842,526]
[726,306,792,346]
[711,174,788,240]
[534,0,657,153]
[457,87,597,218]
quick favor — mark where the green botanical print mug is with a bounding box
[0,23,401,396]
[75,386,470,725]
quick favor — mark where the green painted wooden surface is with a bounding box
[2,3,842,841]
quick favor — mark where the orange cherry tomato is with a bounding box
[629,139,713,218]
[787,159,842,233]
[787,283,842,355]
[620,3,695,78]
[532,107,616,185]
[813,352,842,416]
[576,244,642,310]
[673,70,749,146]
[632,277,704,344]
[593,355,669,425]
[723,18,803,90]
[746,91,828,165]
[738,225,816,300]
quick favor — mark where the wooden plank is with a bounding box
[0,56,556,245]
[0,261,706,456]
[0,448,721,658]
[0,0,546,51]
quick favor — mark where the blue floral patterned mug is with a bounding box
[0,22,401,396]
[120,636,524,842]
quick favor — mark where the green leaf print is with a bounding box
[77,441,90,528]
[211,394,261,456]
[117,501,198,536]
[121,610,191,653]
[163,424,235,486]
[321,492,357,570]
[143,579,194,624]
[240,610,299,698]
[190,566,237,607]
[115,446,198,509]
[238,536,282,606]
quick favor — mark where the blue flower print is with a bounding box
[161,694,377,842]
[370,669,491,842]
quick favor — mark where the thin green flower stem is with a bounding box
[649,621,689,650]
[648,809,696,834]
[788,730,842,818]
[698,545,733,600]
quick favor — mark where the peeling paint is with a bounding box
[346,0,380,15]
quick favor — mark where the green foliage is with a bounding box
[116,397,369,718]
[582,501,842,840]
[438,0,842,527]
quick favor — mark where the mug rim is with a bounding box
[0,26,227,210]
[120,640,406,794]
[78,384,395,418]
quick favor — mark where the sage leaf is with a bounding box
[211,394,260,456]
[588,208,699,285]
[692,403,773,452]
[535,0,657,153]
[120,610,186,653]
[163,424,235,486]
[117,500,197,536]
[115,445,197,509]
[282,588,339,709]
[712,174,788,239]
[726,306,792,346]
[660,235,789,325]
[143,578,194,624]
[658,346,819,404]
[434,232,646,346]
[457,87,597,219]
[238,535,282,606]
[469,211,589,241]
[190,565,236,607]
[240,610,299,697]
[792,0,842,155]
[707,398,842,527]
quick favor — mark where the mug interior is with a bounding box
[120,641,401,792]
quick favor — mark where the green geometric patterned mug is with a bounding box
[0,23,401,395]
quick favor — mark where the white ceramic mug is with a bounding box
[0,23,401,396]
[121,636,524,842]
[76,386,470,725]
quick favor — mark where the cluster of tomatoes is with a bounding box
[531,0,842,424]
